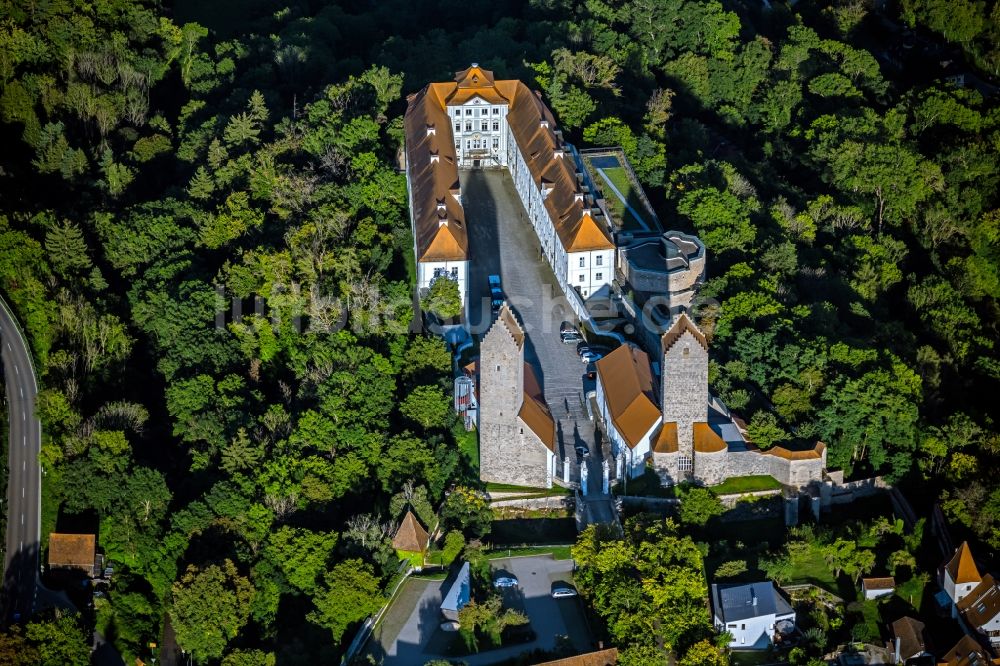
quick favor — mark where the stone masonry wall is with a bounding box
[479,317,529,486]
[661,329,708,458]
[693,449,825,488]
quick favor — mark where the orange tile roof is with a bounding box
[937,635,1000,666]
[957,573,1000,628]
[862,576,896,590]
[404,65,614,266]
[764,441,825,460]
[520,363,555,452]
[404,84,468,263]
[392,510,429,553]
[661,313,708,353]
[595,345,660,449]
[693,422,727,453]
[651,421,678,453]
[48,533,96,572]
[534,648,618,666]
[946,541,982,585]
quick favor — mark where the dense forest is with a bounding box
[0,0,998,663]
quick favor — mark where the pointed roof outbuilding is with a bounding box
[945,541,981,585]
[392,510,429,554]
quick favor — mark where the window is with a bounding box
[496,365,500,372]
[455,123,460,131]
[596,255,603,266]
[466,140,471,149]
[481,121,488,131]
[451,266,458,277]
[455,141,460,150]
[595,272,603,281]
[492,137,499,148]
[493,107,500,114]
[579,274,585,283]
[465,109,472,116]
[465,122,472,131]
[678,456,693,472]
[579,257,585,267]
[454,109,460,117]
[492,121,500,131]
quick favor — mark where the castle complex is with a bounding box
[596,314,827,488]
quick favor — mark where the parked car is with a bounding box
[576,343,591,356]
[580,350,603,364]
[440,621,461,632]
[493,576,519,588]
[561,330,583,343]
[575,445,589,458]
[560,320,575,333]
[551,585,578,598]
[488,275,504,312]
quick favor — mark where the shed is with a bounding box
[862,576,896,600]
[392,510,429,555]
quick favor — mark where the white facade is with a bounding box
[448,98,510,168]
[416,260,469,304]
[944,568,980,606]
[595,373,657,479]
[716,612,794,649]
[568,248,616,299]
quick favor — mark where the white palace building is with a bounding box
[403,64,616,308]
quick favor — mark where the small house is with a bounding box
[957,573,1000,648]
[48,533,98,577]
[862,576,896,600]
[890,616,929,664]
[440,561,471,622]
[937,635,1000,666]
[594,344,661,479]
[392,510,429,566]
[711,581,796,649]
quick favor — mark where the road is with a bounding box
[0,296,41,622]
[463,169,598,484]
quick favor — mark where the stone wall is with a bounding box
[661,329,708,457]
[651,451,682,485]
[692,449,825,488]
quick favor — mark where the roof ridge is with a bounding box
[661,312,708,353]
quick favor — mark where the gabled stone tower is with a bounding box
[660,313,709,477]
[479,305,556,488]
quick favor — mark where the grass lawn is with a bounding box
[455,424,479,471]
[783,548,841,595]
[596,166,651,231]
[484,545,574,560]
[712,475,783,495]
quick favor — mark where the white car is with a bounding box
[440,621,461,632]
[580,350,603,364]
[551,586,578,598]
[493,576,519,588]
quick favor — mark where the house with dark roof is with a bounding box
[711,581,796,649]
[477,304,556,488]
[937,635,1000,666]
[891,616,929,664]
[958,574,1000,648]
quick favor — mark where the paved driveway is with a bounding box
[370,555,591,666]
[463,170,599,482]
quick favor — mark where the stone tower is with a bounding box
[479,305,526,483]
[660,313,709,474]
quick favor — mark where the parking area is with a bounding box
[462,170,599,473]
[368,555,591,666]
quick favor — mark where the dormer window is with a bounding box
[574,192,584,203]
[553,149,565,159]
[541,180,554,197]
[430,151,440,164]
[436,199,446,214]
[438,216,448,228]
[540,119,550,129]
[426,124,435,137]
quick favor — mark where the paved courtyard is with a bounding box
[368,555,591,666]
[463,170,603,486]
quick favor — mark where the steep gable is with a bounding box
[595,345,660,448]
[946,541,982,585]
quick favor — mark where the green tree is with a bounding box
[678,486,725,526]
[400,385,451,429]
[170,560,255,662]
[423,277,462,319]
[746,412,789,450]
[676,187,756,253]
[24,613,90,666]
[308,559,384,642]
[441,486,493,538]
